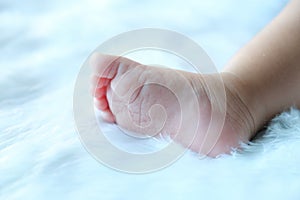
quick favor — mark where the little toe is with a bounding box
[95,97,109,111]
[100,110,115,123]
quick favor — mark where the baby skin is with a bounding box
[90,0,300,157]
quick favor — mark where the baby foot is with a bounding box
[90,53,257,157]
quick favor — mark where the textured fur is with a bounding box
[2,0,298,199]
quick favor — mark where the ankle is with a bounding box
[221,72,264,138]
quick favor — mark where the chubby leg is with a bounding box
[224,0,300,128]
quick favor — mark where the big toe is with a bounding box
[89,53,141,79]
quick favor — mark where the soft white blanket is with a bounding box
[1,0,299,199]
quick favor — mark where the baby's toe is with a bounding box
[100,110,115,123]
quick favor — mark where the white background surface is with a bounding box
[2,0,300,200]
